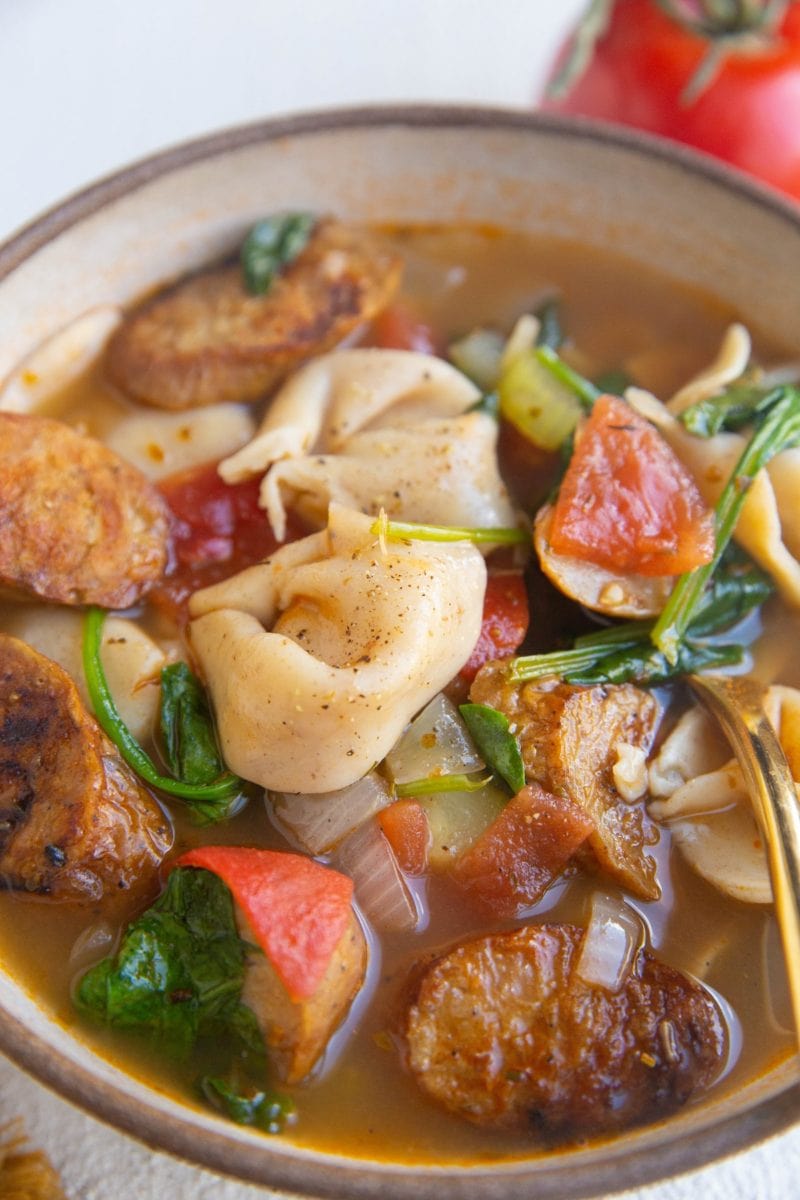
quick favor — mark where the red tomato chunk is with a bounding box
[549,394,715,576]
[460,571,530,681]
[153,460,303,620]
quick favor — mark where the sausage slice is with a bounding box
[0,635,172,901]
[470,670,660,899]
[0,413,170,608]
[399,923,726,1137]
[105,218,403,409]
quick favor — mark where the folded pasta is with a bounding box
[218,348,514,540]
[188,503,487,793]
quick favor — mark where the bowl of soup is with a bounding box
[1,106,799,1199]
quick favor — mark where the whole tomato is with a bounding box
[540,0,800,201]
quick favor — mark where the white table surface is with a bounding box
[1,1,799,1196]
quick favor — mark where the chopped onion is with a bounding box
[448,328,505,391]
[500,313,541,367]
[270,772,391,855]
[574,893,644,992]
[385,693,483,785]
[332,817,419,933]
[68,920,115,972]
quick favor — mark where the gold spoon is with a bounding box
[690,673,800,1050]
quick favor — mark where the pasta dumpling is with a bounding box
[218,348,514,540]
[188,503,486,793]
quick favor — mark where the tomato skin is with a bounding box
[549,394,715,576]
[368,302,444,355]
[541,0,800,201]
[152,460,303,621]
[378,800,430,875]
[175,848,354,1002]
[460,571,530,681]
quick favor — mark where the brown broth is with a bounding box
[0,225,796,1164]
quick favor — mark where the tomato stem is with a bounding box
[656,0,789,35]
[548,0,790,105]
[545,0,616,100]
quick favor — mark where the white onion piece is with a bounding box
[385,693,483,785]
[0,306,122,413]
[68,921,115,972]
[333,817,419,933]
[575,893,645,993]
[612,742,648,803]
[270,772,392,855]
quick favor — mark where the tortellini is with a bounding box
[188,503,486,794]
[648,688,800,904]
[218,348,514,541]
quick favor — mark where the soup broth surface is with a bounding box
[0,226,795,1164]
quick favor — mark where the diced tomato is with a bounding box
[460,571,529,682]
[175,847,354,1002]
[151,460,305,622]
[548,394,715,577]
[368,302,444,356]
[378,800,430,875]
[450,784,594,916]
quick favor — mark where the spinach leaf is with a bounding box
[83,608,244,820]
[564,638,743,687]
[653,385,800,662]
[241,212,316,295]
[679,381,779,438]
[76,868,257,1059]
[200,1075,294,1134]
[459,703,525,794]
[161,662,225,786]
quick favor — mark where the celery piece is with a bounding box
[498,348,584,451]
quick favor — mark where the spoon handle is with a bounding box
[690,673,800,1052]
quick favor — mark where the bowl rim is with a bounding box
[1,102,800,1198]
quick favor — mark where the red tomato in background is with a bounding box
[541,0,800,202]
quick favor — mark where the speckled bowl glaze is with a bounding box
[1,106,799,1199]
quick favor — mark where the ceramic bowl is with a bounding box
[1,105,799,1199]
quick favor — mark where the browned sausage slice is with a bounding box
[0,413,170,608]
[399,923,726,1137]
[470,669,660,899]
[105,219,403,410]
[0,634,172,902]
